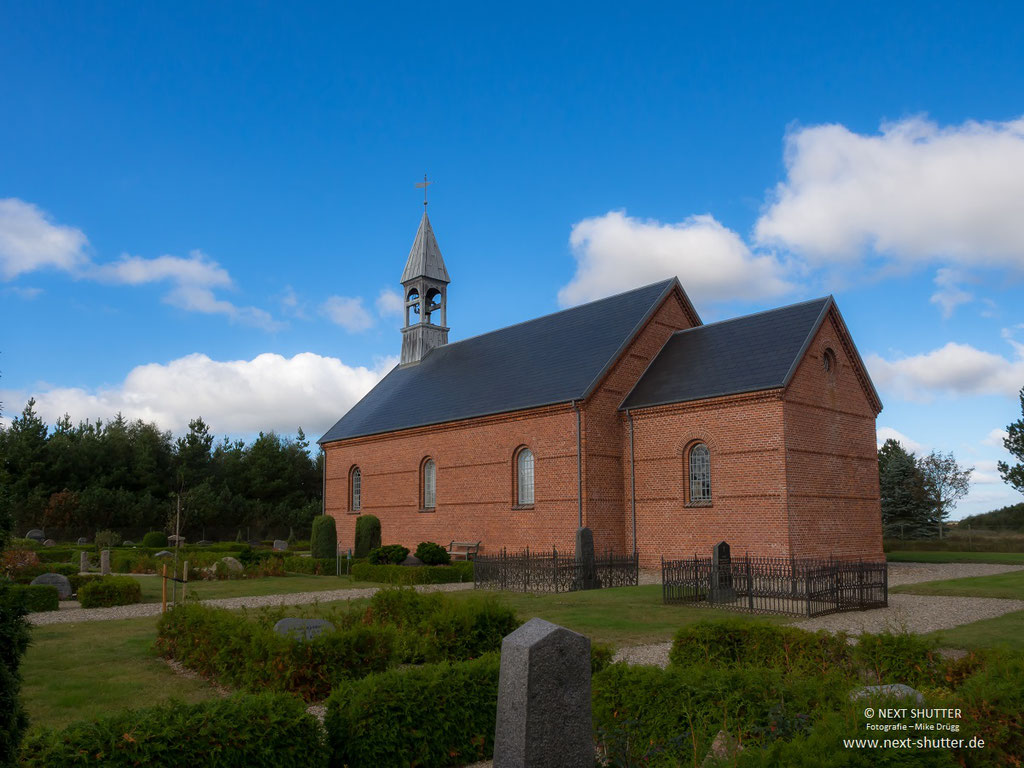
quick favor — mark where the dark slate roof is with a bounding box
[320,279,684,443]
[620,297,833,410]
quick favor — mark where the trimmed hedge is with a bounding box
[326,653,500,768]
[6,584,59,613]
[353,515,381,558]
[367,544,409,565]
[20,693,328,767]
[282,556,337,575]
[310,516,337,560]
[156,603,395,701]
[77,576,142,608]
[415,541,451,565]
[352,561,473,585]
[141,531,168,548]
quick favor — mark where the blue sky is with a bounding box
[2,2,1023,518]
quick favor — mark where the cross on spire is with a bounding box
[415,173,432,208]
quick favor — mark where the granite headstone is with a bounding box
[575,526,598,590]
[273,539,288,551]
[100,549,111,576]
[30,572,72,599]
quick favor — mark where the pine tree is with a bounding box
[998,387,1024,495]
[878,439,931,538]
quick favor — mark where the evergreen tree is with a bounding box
[998,386,1024,495]
[918,450,973,537]
[878,439,931,538]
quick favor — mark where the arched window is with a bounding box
[349,466,361,512]
[688,443,711,503]
[422,458,436,510]
[516,448,535,506]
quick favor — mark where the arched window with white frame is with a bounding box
[516,447,535,506]
[421,458,436,510]
[688,443,711,503]
[349,466,361,512]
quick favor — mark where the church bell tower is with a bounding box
[400,178,450,366]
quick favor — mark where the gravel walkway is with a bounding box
[28,582,475,626]
[613,562,1024,670]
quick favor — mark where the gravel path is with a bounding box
[613,562,1024,670]
[28,582,475,626]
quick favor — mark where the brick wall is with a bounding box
[624,392,790,567]
[782,309,885,560]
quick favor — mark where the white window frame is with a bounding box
[517,448,535,506]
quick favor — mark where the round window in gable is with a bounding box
[823,348,837,374]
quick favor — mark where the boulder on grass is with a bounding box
[220,556,244,573]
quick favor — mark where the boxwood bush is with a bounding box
[353,514,380,558]
[367,544,409,565]
[20,693,328,767]
[415,541,451,565]
[352,561,473,584]
[281,556,337,575]
[310,516,337,559]
[326,653,501,768]
[77,576,142,608]
[141,531,168,548]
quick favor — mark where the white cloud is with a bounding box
[321,295,374,332]
[983,427,1010,448]
[866,339,1024,401]
[2,352,396,437]
[876,426,925,454]
[0,198,89,280]
[1,286,43,300]
[929,268,973,318]
[755,116,1024,267]
[279,285,309,319]
[970,459,1002,486]
[376,288,404,318]
[558,210,792,307]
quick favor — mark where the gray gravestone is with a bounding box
[711,541,735,602]
[79,551,89,573]
[122,540,135,547]
[575,526,598,590]
[220,556,244,572]
[26,529,44,542]
[77,537,89,545]
[155,550,173,558]
[31,573,72,599]
[493,618,592,768]
[273,539,288,551]
[168,535,186,545]
[197,540,212,547]
[273,618,335,641]
[43,539,56,547]
[100,549,111,576]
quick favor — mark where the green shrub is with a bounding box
[952,651,1024,766]
[852,630,943,686]
[367,544,410,565]
[352,561,473,585]
[142,531,167,548]
[669,619,853,677]
[0,580,31,765]
[93,530,120,549]
[353,514,381,558]
[6,584,58,613]
[68,574,104,594]
[326,653,500,768]
[591,642,614,674]
[35,548,77,563]
[78,576,142,608]
[415,541,451,565]
[20,693,328,768]
[156,603,396,701]
[310,515,337,559]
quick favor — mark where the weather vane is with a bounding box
[415,173,432,208]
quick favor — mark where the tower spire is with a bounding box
[400,179,450,365]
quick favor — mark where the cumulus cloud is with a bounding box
[970,459,1003,486]
[321,295,374,332]
[0,198,89,279]
[983,427,1010,447]
[558,211,792,307]
[755,116,1024,267]
[866,337,1024,401]
[876,426,925,454]
[376,288,404,318]
[929,268,973,318]
[2,352,396,437]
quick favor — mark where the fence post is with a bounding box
[553,546,558,594]
[183,560,189,602]
[161,564,167,614]
[746,555,754,611]
[805,568,811,618]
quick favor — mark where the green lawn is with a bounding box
[891,569,1024,600]
[22,616,220,731]
[886,550,1024,564]
[130,573,381,603]
[924,609,1024,652]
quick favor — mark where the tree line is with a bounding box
[0,398,322,541]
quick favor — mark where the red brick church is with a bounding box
[320,211,885,566]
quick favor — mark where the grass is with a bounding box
[924,609,1024,652]
[21,616,220,731]
[129,573,381,603]
[886,550,1024,564]
[891,569,1024,600]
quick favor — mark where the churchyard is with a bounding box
[8,542,1024,766]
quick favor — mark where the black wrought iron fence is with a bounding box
[474,548,639,593]
[662,554,887,617]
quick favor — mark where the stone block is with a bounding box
[494,618,591,768]
[273,539,288,551]
[31,573,72,599]
[100,549,111,576]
